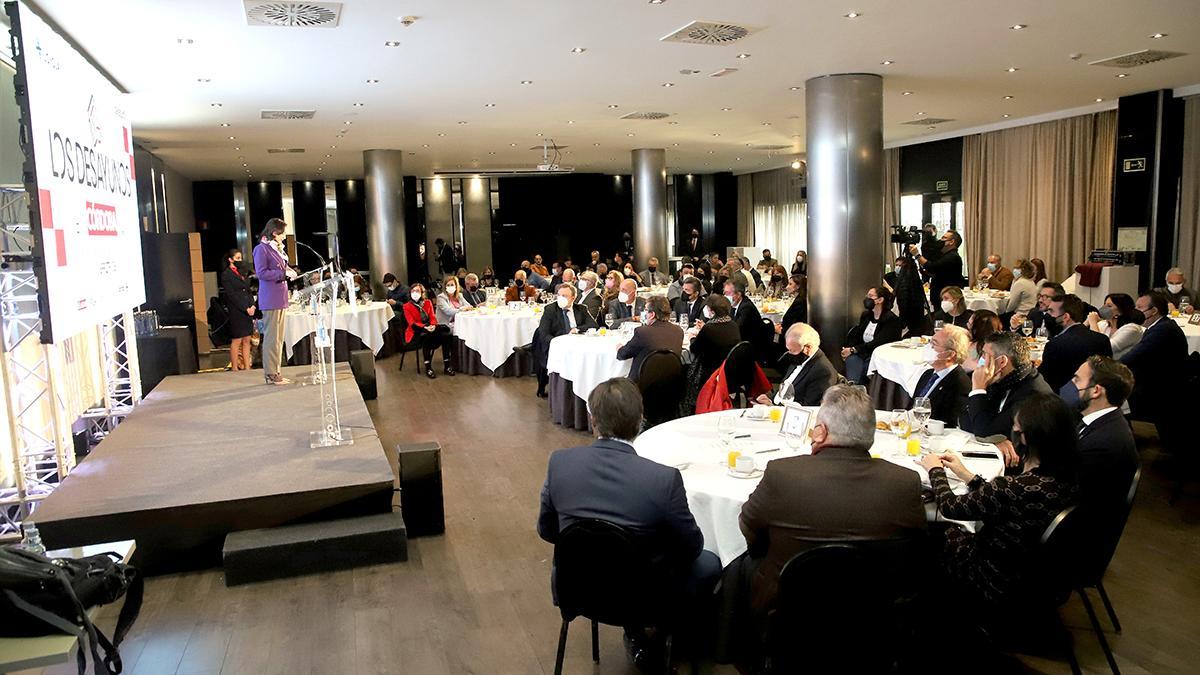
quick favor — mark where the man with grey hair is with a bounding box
[959,331,1052,465]
[640,256,669,287]
[461,273,486,306]
[1154,266,1197,313]
[576,270,603,323]
[754,322,837,406]
[910,325,972,427]
[737,384,926,611]
[616,295,684,381]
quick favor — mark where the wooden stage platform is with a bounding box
[31,366,394,573]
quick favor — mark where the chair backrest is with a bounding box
[756,317,776,363]
[1079,466,1142,585]
[553,519,668,627]
[1036,505,1088,603]
[722,341,755,397]
[636,349,684,427]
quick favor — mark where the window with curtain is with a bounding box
[750,168,807,264]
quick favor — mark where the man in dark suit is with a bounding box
[910,324,972,427]
[1069,356,1139,512]
[681,228,703,259]
[1015,283,1065,338]
[738,384,926,610]
[673,276,706,328]
[960,331,1053,467]
[533,284,599,398]
[725,278,763,333]
[575,271,604,324]
[1122,291,1189,452]
[1039,294,1113,393]
[606,278,646,327]
[910,230,965,309]
[537,378,721,626]
[754,322,837,406]
[616,296,684,381]
[461,273,487,307]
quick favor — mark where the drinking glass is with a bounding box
[933,320,944,331]
[911,397,932,436]
[1021,322,1033,338]
[1036,325,1048,340]
[717,415,736,450]
[1182,296,1192,314]
[890,409,910,438]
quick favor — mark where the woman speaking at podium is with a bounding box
[254,218,297,385]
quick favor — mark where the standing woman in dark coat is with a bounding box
[220,249,256,371]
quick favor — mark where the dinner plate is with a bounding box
[727,468,764,479]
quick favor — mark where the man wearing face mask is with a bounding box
[606,278,646,328]
[673,276,706,328]
[576,271,603,323]
[505,269,540,302]
[976,254,1014,291]
[548,262,564,290]
[1121,292,1188,447]
[1014,282,1066,338]
[667,263,694,303]
[616,296,684,382]
[253,218,299,386]
[758,249,776,269]
[683,229,702,258]
[959,332,1053,466]
[533,284,599,398]
[754,322,837,406]
[459,274,486,307]
[1154,267,1197,313]
[640,256,669,287]
[910,230,965,309]
[1068,356,1138,514]
[1038,294,1112,394]
[910,325,972,426]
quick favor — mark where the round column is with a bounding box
[631,148,668,270]
[363,149,407,295]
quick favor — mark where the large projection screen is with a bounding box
[7,1,145,344]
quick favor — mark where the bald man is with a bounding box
[606,278,646,328]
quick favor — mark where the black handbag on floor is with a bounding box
[0,545,144,675]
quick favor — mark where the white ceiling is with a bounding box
[25,0,1200,180]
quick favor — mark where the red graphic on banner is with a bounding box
[38,189,53,229]
[86,202,119,236]
[55,230,67,267]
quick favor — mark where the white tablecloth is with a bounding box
[633,408,1005,566]
[282,301,393,359]
[1172,317,1200,354]
[452,306,543,371]
[868,336,1047,396]
[546,332,632,403]
[752,297,793,324]
[963,290,1006,313]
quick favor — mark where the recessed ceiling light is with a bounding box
[1006,67,1019,73]
[761,122,771,126]
[667,121,679,125]
[662,82,675,87]
[234,146,241,150]
[384,41,400,47]
[219,122,230,127]
[594,143,600,146]
[484,103,496,107]
[571,47,586,54]
[627,133,635,137]
[1150,32,1166,39]
[649,0,665,4]
[1116,73,1128,78]
[437,132,446,137]
[735,157,741,161]
[1010,24,1027,30]
[1095,97,1104,102]
[880,60,894,65]
[844,12,861,19]
[325,154,331,158]
[510,143,517,147]
[177,38,194,45]
[721,107,732,111]
[736,53,750,59]
[489,151,496,155]
[520,80,533,85]
[917,111,926,115]
[228,136,236,140]
[708,150,714,154]
[1002,114,1011,118]
[366,79,380,84]
[353,102,364,107]
[535,132,543,137]
[608,104,619,108]
[672,143,679,146]
[242,163,247,167]
[344,121,353,125]
[712,133,720,137]
[197,77,211,83]
[457,121,468,125]
[1003,95,1014,100]
[567,120,575,124]
[901,91,913,96]
[791,160,801,170]
[423,144,430,148]
[211,103,222,108]
[789,86,802,91]
[238,156,244,159]
[330,145,336,149]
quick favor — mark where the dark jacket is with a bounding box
[1120,317,1189,421]
[932,309,973,329]
[959,368,1053,437]
[689,319,741,382]
[778,296,808,337]
[845,310,904,360]
[617,320,685,381]
[923,248,965,308]
[912,365,972,427]
[773,351,838,406]
[462,287,487,307]
[577,288,604,324]
[1077,408,1139,514]
[538,438,704,572]
[674,295,706,328]
[606,296,647,328]
[532,303,598,368]
[739,446,926,609]
[1026,308,1062,338]
[1038,323,1113,393]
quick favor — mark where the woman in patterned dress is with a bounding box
[919,392,1080,606]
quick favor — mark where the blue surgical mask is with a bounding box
[977,355,987,368]
[987,263,998,272]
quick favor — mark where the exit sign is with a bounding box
[1123,158,1146,172]
[935,180,949,192]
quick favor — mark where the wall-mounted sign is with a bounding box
[935,180,949,192]
[1116,227,1148,252]
[1122,158,1146,173]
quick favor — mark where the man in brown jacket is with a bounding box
[977,253,1014,291]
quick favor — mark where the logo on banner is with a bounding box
[86,201,118,236]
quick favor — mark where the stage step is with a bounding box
[222,512,407,586]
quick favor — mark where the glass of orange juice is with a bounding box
[768,407,783,423]
[727,450,742,468]
[906,438,922,457]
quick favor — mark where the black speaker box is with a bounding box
[348,348,377,400]
[396,442,445,537]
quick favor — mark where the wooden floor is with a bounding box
[18,352,1200,675]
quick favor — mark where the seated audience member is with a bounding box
[1030,258,1049,286]
[754,323,837,406]
[1084,293,1144,359]
[381,273,408,310]
[402,283,456,379]
[911,325,973,427]
[841,286,903,384]
[641,257,669,287]
[933,286,973,328]
[622,261,645,288]
[693,265,714,295]
[548,261,564,289]
[531,254,549,277]
[883,256,905,290]
[667,263,695,302]
[776,274,808,337]
[606,278,647,327]
[434,275,467,327]
[554,267,576,292]
[617,296,684,381]
[576,271,604,323]
[740,384,926,610]
[612,252,626,272]
[727,258,757,294]
[687,294,742,385]
[791,250,808,276]
[1013,283,1064,338]
[480,266,498,288]
[743,256,763,288]
[537,378,721,656]
[601,270,624,304]
[1121,291,1188,447]
[1068,356,1138,513]
[533,284,599,398]
[462,273,487,306]
[505,269,540,302]
[673,276,706,328]
[725,279,764,336]
[977,253,1014,291]
[1000,259,1039,319]
[959,332,1053,465]
[920,393,1079,606]
[963,309,1003,374]
[758,248,776,269]
[1154,266,1197,313]
[595,261,609,278]
[586,250,602,271]
[763,265,788,298]
[1039,294,1113,394]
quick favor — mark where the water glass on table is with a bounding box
[1021,321,1033,338]
[717,415,736,451]
[911,396,931,436]
[934,319,944,331]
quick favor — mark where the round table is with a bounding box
[752,297,793,324]
[633,408,1005,566]
[452,304,544,376]
[1171,316,1200,354]
[546,332,634,430]
[962,290,1007,313]
[282,301,393,360]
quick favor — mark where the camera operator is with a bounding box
[910,230,966,311]
[919,223,943,269]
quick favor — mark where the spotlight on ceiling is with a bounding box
[790,160,802,170]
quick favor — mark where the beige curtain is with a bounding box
[736,173,754,246]
[1178,96,1200,283]
[751,168,807,261]
[882,147,902,263]
[962,110,1116,283]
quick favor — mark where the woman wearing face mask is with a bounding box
[764,265,789,298]
[623,262,645,288]
[776,274,809,338]
[436,275,467,327]
[840,287,903,384]
[962,309,1003,374]
[919,393,1080,607]
[253,218,299,385]
[1084,293,1145,360]
[602,270,625,305]
[933,286,973,328]
[401,283,456,379]
[480,266,498,288]
[1000,259,1038,322]
[220,249,256,371]
[683,294,742,411]
[791,250,808,277]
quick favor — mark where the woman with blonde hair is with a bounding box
[436,275,467,327]
[602,270,625,304]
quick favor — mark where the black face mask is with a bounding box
[1009,430,1027,458]
[515,279,524,287]
[648,266,657,273]
[863,297,877,311]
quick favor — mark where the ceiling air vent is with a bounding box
[1088,49,1186,68]
[748,144,790,151]
[710,68,739,78]
[902,117,954,126]
[261,109,316,120]
[620,111,672,120]
[244,2,342,28]
[660,21,758,46]
[266,148,305,153]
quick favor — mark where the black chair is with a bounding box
[1030,506,1087,675]
[635,349,684,428]
[551,519,678,675]
[755,317,777,367]
[393,312,423,373]
[722,341,755,408]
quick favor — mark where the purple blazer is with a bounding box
[253,240,290,310]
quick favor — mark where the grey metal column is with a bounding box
[632,149,668,269]
[363,149,407,295]
[805,74,884,353]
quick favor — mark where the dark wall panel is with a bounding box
[335,179,368,271]
[675,174,702,256]
[712,172,738,254]
[193,180,235,271]
[403,176,427,284]
[247,181,283,235]
[900,137,962,195]
[290,180,326,268]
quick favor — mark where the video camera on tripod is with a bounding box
[889,225,921,246]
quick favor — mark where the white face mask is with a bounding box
[940,300,955,314]
[556,296,571,309]
[618,291,631,303]
[411,292,422,302]
[921,344,942,365]
[702,306,714,320]
[446,284,456,294]
[1167,283,1184,294]
[578,280,589,291]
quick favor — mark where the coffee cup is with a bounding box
[926,419,946,436]
[752,404,769,420]
[734,455,756,474]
